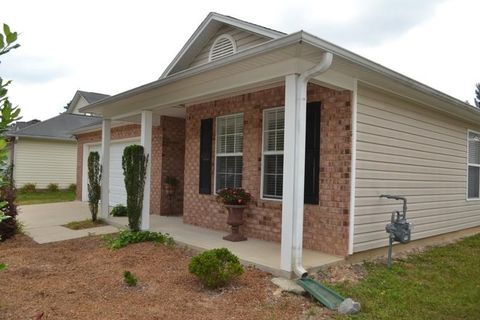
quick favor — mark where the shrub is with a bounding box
[46,183,59,192]
[122,145,148,231]
[68,183,77,192]
[88,151,102,222]
[216,188,252,205]
[0,166,18,241]
[20,183,36,193]
[188,248,244,289]
[123,271,137,287]
[0,263,6,271]
[110,204,128,217]
[103,230,174,250]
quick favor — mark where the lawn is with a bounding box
[331,234,480,320]
[0,235,324,320]
[17,190,76,205]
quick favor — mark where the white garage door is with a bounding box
[83,139,140,206]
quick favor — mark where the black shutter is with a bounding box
[199,118,213,194]
[304,102,321,204]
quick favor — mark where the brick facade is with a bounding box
[183,84,352,256]
[75,117,185,216]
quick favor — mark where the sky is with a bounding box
[1,0,479,121]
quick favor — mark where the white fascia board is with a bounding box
[300,32,476,115]
[160,12,284,79]
[80,32,305,115]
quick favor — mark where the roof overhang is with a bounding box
[81,31,480,125]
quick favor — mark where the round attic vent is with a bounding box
[209,34,237,62]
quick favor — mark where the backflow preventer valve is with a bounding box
[380,195,413,268]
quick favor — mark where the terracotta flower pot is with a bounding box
[223,204,247,242]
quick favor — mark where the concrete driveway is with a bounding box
[18,201,119,244]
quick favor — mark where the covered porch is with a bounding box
[81,34,358,277]
[108,215,343,278]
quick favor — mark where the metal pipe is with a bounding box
[293,52,333,278]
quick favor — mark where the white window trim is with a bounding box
[466,129,480,201]
[213,113,244,193]
[260,106,285,201]
[208,34,237,62]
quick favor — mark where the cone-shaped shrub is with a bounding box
[88,151,102,222]
[122,145,149,231]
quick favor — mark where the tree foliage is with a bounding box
[87,151,102,221]
[122,145,148,231]
[475,83,480,108]
[0,24,21,241]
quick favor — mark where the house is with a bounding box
[8,91,107,189]
[76,12,480,276]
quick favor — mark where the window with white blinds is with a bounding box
[215,113,243,190]
[262,107,284,199]
[468,130,480,199]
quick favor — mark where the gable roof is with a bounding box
[10,113,101,141]
[66,90,110,114]
[160,12,285,78]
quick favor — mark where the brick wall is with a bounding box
[183,84,352,256]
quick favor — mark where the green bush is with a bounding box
[103,230,174,250]
[122,145,148,231]
[188,248,244,289]
[110,204,128,217]
[88,152,102,222]
[20,183,36,193]
[68,183,77,192]
[123,271,137,286]
[0,263,6,271]
[46,183,59,192]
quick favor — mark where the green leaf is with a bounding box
[3,24,11,37]
[0,34,4,50]
[0,263,6,271]
[6,32,17,45]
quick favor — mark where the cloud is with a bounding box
[0,54,70,84]
[278,0,447,46]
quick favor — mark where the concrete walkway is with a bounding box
[19,201,119,244]
[109,215,343,277]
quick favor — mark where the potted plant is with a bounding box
[216,187,252,242]
[164,176,178,196]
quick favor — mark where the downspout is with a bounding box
[293,52,333,278]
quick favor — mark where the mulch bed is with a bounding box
[0,235,331,320]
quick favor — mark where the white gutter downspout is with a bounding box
[293,52,333,278]
[348,79,358,255]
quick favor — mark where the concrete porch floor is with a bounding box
[109,215,344,277]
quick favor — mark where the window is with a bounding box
[468,130,480,199]
[262,107,284,199]
[215,114,243,190]
[209,34,237,62]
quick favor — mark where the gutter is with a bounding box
[293,52,333,278]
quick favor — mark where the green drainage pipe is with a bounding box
[296,278,345,311]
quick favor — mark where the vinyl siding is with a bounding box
[71,96,88,114]
[354,85,480,252]
[189,25,269,68]
[14,138,77,189]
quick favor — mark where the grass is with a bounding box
[17,190,76,205]
[333,234,480,319]
[63,219,106,230]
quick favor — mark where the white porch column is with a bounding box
[100,119,111,219]
[140,110,152,230]
[281,74,299,273]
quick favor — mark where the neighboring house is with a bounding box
[8,91,107,189]
[76,12,480,275]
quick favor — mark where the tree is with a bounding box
[87,152,102,221]
[475,83,480,108]
[122,145,148,231]
[0,24,21,241]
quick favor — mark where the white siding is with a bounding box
[189,25,269,68]
[14,138,77,189]
[71,96,89,114]
[354,85,480,252]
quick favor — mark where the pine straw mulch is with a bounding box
[0,235,333,320]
